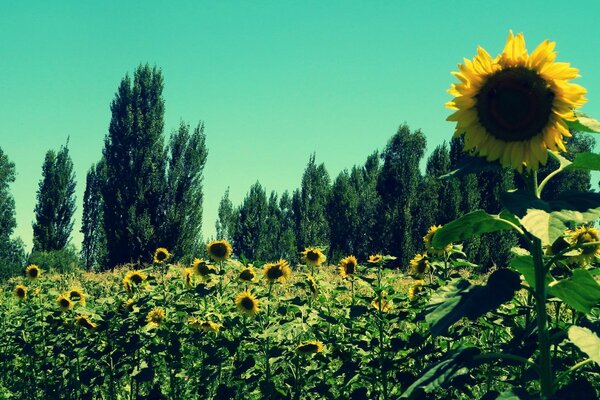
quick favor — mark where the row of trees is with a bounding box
[216,126,594,269]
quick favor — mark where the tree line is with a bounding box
[0,64,594,276]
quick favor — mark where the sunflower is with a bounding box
[25,264,41,279]
[235,290,260,317]
[147,307,166,326]
[306,274,318,295]
[192,258,216,277]
[57,294,73,311]
[123,270,147,292]
[68,289,86,306]
[446,31,587,172]
[263,259,292,283]
[338,255,358,279]
[423,225,452,256]
[206,240,232,262]
[408,280,426,301]
[14,284,27,300]
[199,320,221,332]
[301,247,326,267]
[153,247,171,263]
[371,295,393,313]
[409,253,430,277]
[182,268,194,287]
[239,265,257,282]
[296,340,325,354]
[76,315,97,330]
[368,254,383,264]
[566,226,600,265]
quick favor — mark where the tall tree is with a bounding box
[215,187,238,245]
[32,142,76,252]
[161,121,208,261]
[0,147,25,277]
[234,182,269,261]
[352,151,381,260]
[277,190,298,261]
[81,160,107,269]
[376,124,426,264]
[102,64,166,267]
[295,154,331,250]
[328,169,359,261]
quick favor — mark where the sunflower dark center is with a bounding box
[240,270,254,281]
[241,297,254,310]
[476,67,554,142]
[307,251,319,261]
[156,251,167,261]
[131,274,143,284]
[17,288,25,297]
[60,298,70,308]
[210,243,228,258]
[267,267,283,280]
[29,268,39,278]
[346,262,356,274]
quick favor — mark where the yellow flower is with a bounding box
[76,315,97,330]
[187,317,220,332]
[263,259,292,283]
[423,225,452,256]
[153,247,171,263]
[371,295,393,313]
[296,340,325,354]
[301,247,326,267]
[123,270,147,292]
[25,264,41,279]
[338,255,358,279]
[409,253,430,277]
[57,294,73,311]
[408,280,426,301]
[235,290,260,317]
[68,289,86,306]
[566,226,600,265]
[239,265,257,282]
[182,268,194,287]
[206,240,232,262]
[368,254,383,264]
[147,307,166,326]
[192,258,215,277]
[14,284,27,300]
[306,274,318,295]
[446,31,587,172]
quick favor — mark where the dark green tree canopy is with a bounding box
[81,160,107,269]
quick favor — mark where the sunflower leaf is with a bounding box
[509,255,553,290]
[564,152,600,171]
[568,326,600,365]
[567,111,600,133]
[432,210,517,248]
[425,269,521,336]
[548,269,600,313]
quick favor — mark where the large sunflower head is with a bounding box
[566,226,600,265]
[123,270,147,292]
[263,259,292,283]
[447,31,587,172]
[153,247,171,264]
[192,258,215,277]
[206,240,232,262]
[76,315,97,330]
[235,290,260,317]
[408,279,427,301]
[14,284,27,300]
[57,294,73,311]
[296,340,325,355]
[338,255,358,279]
[182,268,194,287]
[423,225,452,256]
[301,247,326,267]
[25,264,41,280]
[147,307,166,326]
[239,265,257,282]
[68,289,86,306]
[409,253,430,277]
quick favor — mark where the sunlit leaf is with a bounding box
[549,269,600,313]
[567,111,600,133]
[568,326,600,365]
[565,152,600,171]
[432,210,517,248]
[509,255,553,290]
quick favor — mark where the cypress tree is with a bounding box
[32,143,76,252]
[102,64,166,267]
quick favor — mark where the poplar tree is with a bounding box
[328,169,359,260]
[352,151,381,260]
[234,182,269,261]
[215,187,238,245]
[102,64,166,267]
[81,160,107,268]
[32,143,76,252]
[277,190,298,261]
[0,147,25,277]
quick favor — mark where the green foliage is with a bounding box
[234,182,269,260]
[0,147,25,279]
[328,169,359,260]
[548,269,600,314]
[568,326,600,366]
[215,187,238,245]
[81,160,107,269]
[32,142,76,252]
[102,64,167,267]
[28,245,81,274]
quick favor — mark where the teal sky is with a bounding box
[2,1,600,252]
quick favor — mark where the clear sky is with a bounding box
[2,1,600,252]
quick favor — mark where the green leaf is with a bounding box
[432,210,517,248]
[567,111,600,133]
[496,387,533,399]
[502,190,600,245]
[439,155,501,180]
[425,269,521,336]
[565,152,600,171]
[568,326,600,365]
[509,255,553,290]
[399,346,480,399]
[549,269,600,313]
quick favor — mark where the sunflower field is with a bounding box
[3,31,600,400]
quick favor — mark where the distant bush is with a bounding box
[27,245,80,275]
[0,238,26,280]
